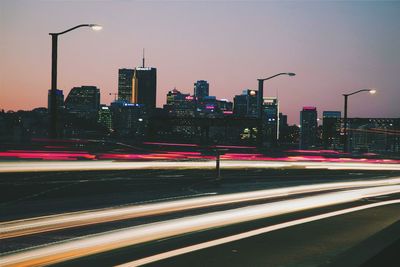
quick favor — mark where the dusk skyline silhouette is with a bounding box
[1,0,399,124]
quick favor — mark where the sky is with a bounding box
[1,0,399,124]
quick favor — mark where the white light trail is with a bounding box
[0,160,399,173]
[1,185,399,267]
[2,177,400,239]
[118,199,400,267]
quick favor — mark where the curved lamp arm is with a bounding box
[50,24,102,36]
[258,72,296,82]
[343,89,376,97]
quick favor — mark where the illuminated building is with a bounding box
[322,111,341,149]
[217,99,233,115]
[300,106,318,149]
[118,68,134,103]
[65,86,100,119]
[347,118,399,153]
[194,80,209,99]
[233,89,258,117]
[132,67,157,109]
[98,105,112,131]
[263,97,279,146]
[110,100,148,139]
[163,88,196,117]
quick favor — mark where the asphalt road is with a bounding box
[1,168,399,221]
[1,166,400,266]
[52,199,400,267]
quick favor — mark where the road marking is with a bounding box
[2,177,400,239]
[1,185,399,267]
[118,199,400,267]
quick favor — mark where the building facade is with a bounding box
[322,111,341,149]
[64,86,100,119]
[194,80,209,99]
[133,67,157,109]
[300,106,318,149]
[233,89,258,118]
[263,97,279,146]
[118,68,134,102]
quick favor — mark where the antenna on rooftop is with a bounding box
[142,48,145,68]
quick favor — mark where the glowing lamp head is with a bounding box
[90,24,102,31]
[249,90,256,96]
[369,89,377,94]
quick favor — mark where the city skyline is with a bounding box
[1,1,400,124]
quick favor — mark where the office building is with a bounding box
[65,86,100,118]
[118,69,135,102]
[98,105,112,131]
[263,97,279,145]
[110,100,148,138]
[163,88,196,117]
[194,80,209,99]
[132,67,157,109]
[322,111,341,149]
[347,118,399,153]
[233,89,258,117]
[300,106,318,149]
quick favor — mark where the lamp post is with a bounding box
[257,72,295,148]
[49,24,102,138]
[342,89,376,153]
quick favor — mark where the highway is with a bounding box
[1,160,400,266]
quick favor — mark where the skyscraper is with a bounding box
[194,80,209,99]
[300,106,318,149]
[118,68,134,103]
[133,67,157,109]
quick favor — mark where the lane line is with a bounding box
[118,199,400,267]
[2,177,400,239]
[1,185,399,267]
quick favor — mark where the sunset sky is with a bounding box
[1,0,399,124]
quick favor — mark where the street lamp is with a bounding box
[257,72,296,148]
[49,24,102,138]
[342,88,376,153]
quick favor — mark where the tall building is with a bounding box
[194,80,209,99]
[322,111,341,149]
[300,106,318,149]
[263,97,279,145]
[98,105,112,131]
[132,67,157,109]
[118,69,134,102]
[233,89,258,117]
[47,89,64,112]
[65,86,100,118]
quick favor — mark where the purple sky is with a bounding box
[1,0,399,124]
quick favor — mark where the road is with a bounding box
[1,160,400,266]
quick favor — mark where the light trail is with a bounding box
[1,185,399,267]
[0,160,399,173]
[2,177,400,239]
[118,199,400,267]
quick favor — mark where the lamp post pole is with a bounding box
[49,24,102,138]
[342,89,376,153]
[257,72,295,148]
